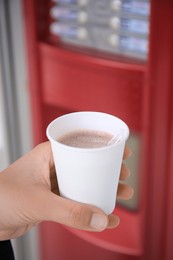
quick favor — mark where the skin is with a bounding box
[0,142,133,240]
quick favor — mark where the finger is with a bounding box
[119,163,131,181]
[107,214,120,229]
[123,146,132,160]
[40,192,112,232]
[117,183,134,200]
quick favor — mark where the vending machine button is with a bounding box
[77,27,88,39]
[108,34,119,47]
[109,17,120,29]
[111,0,121,11]
[78,11,88,23]
[78,0,88,6]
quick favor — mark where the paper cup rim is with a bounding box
[46,111,129,152]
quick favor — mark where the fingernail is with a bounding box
[90,213,108,230]
[124,187,134,199]
[126,168,131,178]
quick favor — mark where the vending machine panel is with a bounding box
[23,0,173,259]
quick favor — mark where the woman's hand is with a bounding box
[0,142,133,240]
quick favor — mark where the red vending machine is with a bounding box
[23,0,173,259]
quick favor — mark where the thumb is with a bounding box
[40,192,111,231]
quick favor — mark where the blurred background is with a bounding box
[0,0,173,259]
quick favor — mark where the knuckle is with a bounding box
[69,204,91,228]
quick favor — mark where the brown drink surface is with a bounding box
[57,129,113,148]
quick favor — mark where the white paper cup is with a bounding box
[46,111,129,214]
